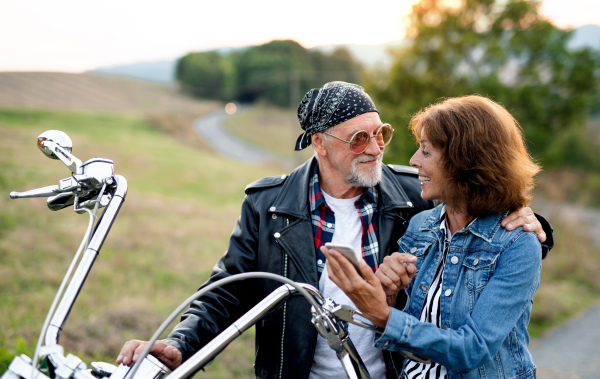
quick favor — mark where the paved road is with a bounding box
[530,301,600,378]
[193,107,295,168]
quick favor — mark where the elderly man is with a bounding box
[117,82,551,379]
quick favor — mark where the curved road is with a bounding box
[193,109,600,378]
[194,107,295,168]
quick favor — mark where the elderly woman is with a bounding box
[323,95,542,379]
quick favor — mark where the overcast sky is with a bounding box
[1,0,598,73]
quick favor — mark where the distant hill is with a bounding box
[0,72,214,114]
[90,59,178,84]
[88,25,599,84]
[568,24,600,50]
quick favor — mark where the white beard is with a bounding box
[346,153,383,188]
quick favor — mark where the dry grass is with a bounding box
[0,72,205,115]
[0,108,280,377]
[0,72,224,153]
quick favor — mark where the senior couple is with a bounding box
[118,82,553,378]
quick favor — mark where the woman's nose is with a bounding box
[409,152,419,168]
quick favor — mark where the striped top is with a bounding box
[401,208,452,379]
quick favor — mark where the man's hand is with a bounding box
[117,339,182,371]
[322,246,390,328]
[501,207,546,243]
[376,253,417,296]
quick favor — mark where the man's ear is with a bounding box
[312,133,327,157]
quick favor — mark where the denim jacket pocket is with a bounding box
[462,249,501,293]
[399,240,433,270]
[399,236,433,257]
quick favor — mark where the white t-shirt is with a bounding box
[309,191,386,379]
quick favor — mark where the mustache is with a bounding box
[353,153,382,164]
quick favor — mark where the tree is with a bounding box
[176,40,365,108]
[232,40,314,106]
[176,51,236,100]
[366,0,600,168]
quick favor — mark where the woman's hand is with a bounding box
[322,246,391,328]
[376,252,417,296]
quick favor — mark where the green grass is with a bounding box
[0,108,281,377]
[2,107,600,377]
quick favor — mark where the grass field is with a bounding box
[0,108,285,377]
[1,76,600,378]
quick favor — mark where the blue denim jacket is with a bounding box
[374,205,541,379]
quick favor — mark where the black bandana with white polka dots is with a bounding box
[294,81,379,151]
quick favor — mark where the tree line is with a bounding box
[176,39,364,107]
[175,0,600,174]
[365,0,600,172]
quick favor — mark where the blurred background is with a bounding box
[1,0,599,377]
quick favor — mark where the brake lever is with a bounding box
[330,304,379,332]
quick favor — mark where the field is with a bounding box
[0,73,291,377]
[1,73,600,378]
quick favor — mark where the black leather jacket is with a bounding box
[163,157,433,378]
[163,157,553,378]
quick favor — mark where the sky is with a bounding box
[1,0,598,73]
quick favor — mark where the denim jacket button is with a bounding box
[383,341,390,347]
[474,257,479,265]
[451,256,459,264]
[444,289,452,297]
[410,247,417,254]
[274,232,281,239]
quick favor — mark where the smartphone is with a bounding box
[324,242,361,271]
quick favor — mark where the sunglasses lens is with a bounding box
[379,125,393,145]
[350,131,371,153]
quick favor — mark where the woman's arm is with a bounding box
[326,231,542,372]
[374,232,542,371]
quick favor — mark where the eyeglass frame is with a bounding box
[321,123,394,154]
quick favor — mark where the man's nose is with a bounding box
[364,134,382,155]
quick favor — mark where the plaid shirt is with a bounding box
[309,163,380,279]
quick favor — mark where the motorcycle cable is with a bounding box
[128,272,324,379]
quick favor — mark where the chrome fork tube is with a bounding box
[45,176,127,367]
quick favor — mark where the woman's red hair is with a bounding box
[410,95,541,217]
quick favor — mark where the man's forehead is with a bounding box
[336,112,381,130]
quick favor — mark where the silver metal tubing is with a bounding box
[128,273,323,379]
[167,284,297,379]
[338,332,371,379]
[45,176,127,367]
[86,176,127,253]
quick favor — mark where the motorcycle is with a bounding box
[2,130,399,379]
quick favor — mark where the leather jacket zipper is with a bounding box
[279,217,290,379]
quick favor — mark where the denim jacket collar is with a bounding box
[419,205,510,244]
